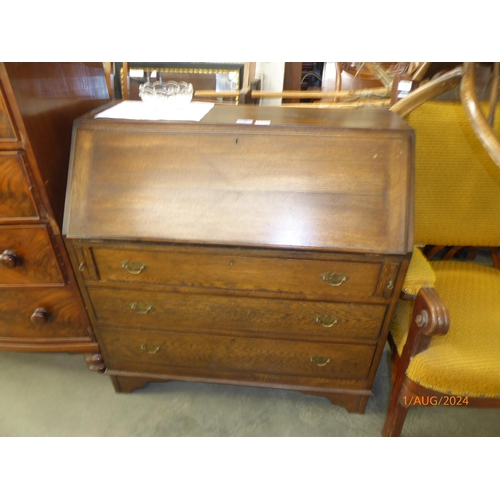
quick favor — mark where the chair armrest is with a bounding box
[400,286,450,364]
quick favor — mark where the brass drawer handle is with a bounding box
[320,272,348,287]
[140,343,160,355]
[310,356,331,367]
[0,249,19,269]
[130,302,154,314]
[122,260,147,274]
[314,315,338,328]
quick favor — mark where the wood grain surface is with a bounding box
[0,286,91,339]
[0,226,63,284]
[88,286,387,342]
[64,105,413,254]
[0,153,38,219]
[90,245,388,300]
[99,327,376,381]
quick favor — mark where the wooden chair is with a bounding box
[252,63,435,109]
[382,63,500,436]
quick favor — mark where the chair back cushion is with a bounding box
[407,101,500,246]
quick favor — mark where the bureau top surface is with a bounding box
[77,101,413,132]
[64,104,414,254]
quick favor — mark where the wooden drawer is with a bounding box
[100,327,376,381]
[0,84,18,143]
[88,287,387,341]
[0,152,38,220]
[90,246,394,300]
[0,226,63,284]
[0,286,90,339]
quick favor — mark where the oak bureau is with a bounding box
[0,63,109,365]
[63,102,414,413]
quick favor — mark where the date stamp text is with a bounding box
[403,395,469,406]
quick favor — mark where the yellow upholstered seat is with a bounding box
[402,261,500,397]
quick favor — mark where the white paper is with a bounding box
[94,100,215,122]
[398,80,412,91]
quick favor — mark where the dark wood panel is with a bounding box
[0,153,38,219]
[88,287,387,341]
[0,286,92,339]
[91,245,387,300]
[2,63,110,227]
[0,225,63,284]
[93,132,395,195]
[0,62,111,354]
[198,104,412,129]
[0,339,99,352]
[106,372,369,403]
[100,327,376,381]
[64,118,413,253]
[0,83,18,142]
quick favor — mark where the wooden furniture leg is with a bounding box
[84,352,105,373]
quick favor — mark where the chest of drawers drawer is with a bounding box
[0,286,90,339]
[88,245,400,300]
[0,226,63,284]
[0,152,38,220]
[87,286,387,342]
[99,327,376,384]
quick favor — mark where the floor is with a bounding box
[1,344,499,437]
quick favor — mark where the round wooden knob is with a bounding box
[30,307,50,325]
[0,250,18,269]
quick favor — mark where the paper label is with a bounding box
[398,80,412,92]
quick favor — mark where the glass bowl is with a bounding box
[138,80,193,110]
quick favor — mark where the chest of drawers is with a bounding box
[0,63,109,367]
[64,103,414,412]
